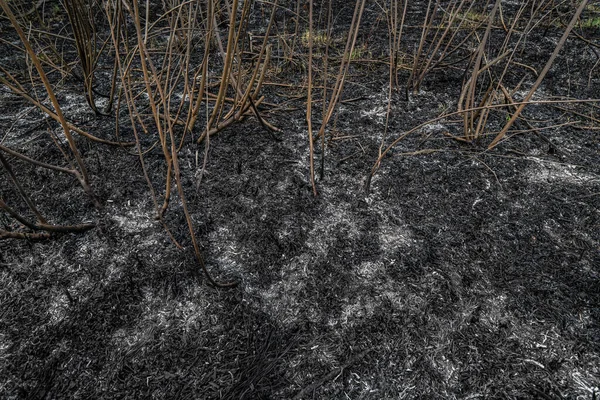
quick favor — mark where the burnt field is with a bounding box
[1,1,599,399]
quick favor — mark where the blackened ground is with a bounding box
[1,2,600,399]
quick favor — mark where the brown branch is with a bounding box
[0,145,77,175]
[488,0,590,149]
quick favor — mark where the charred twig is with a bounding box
[0,198,95,239]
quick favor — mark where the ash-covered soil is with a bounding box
[1,1,600,399]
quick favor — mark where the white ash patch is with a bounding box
[0,332,10,359]
[212,252,243,275]
[378,224,413,253]
[431,353,459,389]
[360,105,386,125]
[347,375,380,398]
[275,175,293,192]
[141,292,171,326]
[383,288,407,310]
[360,85,393,126]
[355,260,385,280]
[526,160,600,186]
[382,283,428,315]
[398,291,427,313]
[111,207,156,234]
[423,122,448,134]
[70,274,92,300]
[105,262,124,282]
[256,254,312,325]
[571,370,600,400]
[46,292,69,325]
[91,96,110,110]
[109,291,213,359]
[275,222,294,243]
[176,298,212,333]
[512,87,550,102]
[365,175,416,255]
[579,249,599,278]
[335,295,377,326]
[71,241,108,265]
[61,93,95,120]
[480,294,508,330]
[572,308,596,333]
[209,225,246,274]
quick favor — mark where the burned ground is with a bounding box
[1,1,600,399]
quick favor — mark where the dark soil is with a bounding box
[1,1,600,399]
